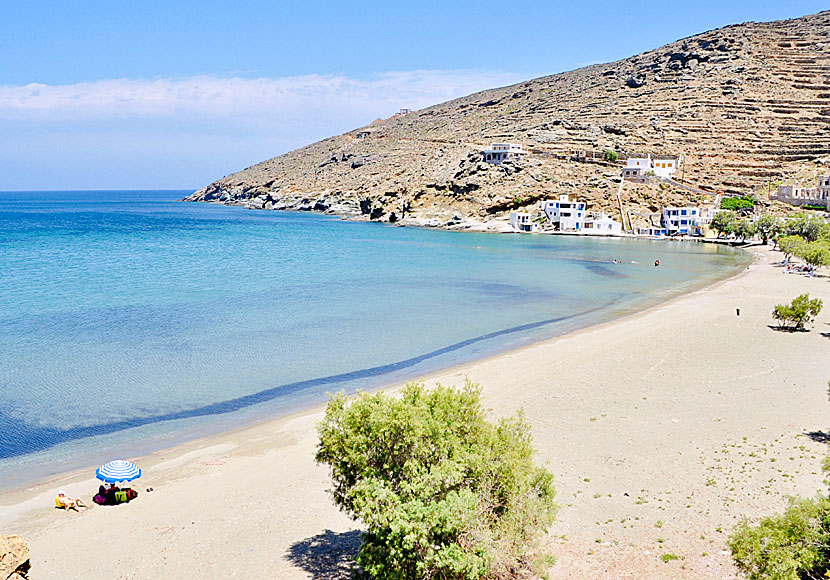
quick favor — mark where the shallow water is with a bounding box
[0,190,749,488]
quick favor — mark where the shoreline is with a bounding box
[0,239,749,495]
[4,244,829,579]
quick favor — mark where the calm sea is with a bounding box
[0,190,749,488]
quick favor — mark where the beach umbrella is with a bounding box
[95,460,142,483]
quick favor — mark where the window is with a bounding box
[681,209,687,215]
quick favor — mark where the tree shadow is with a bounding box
[285,529,363,580]
[804,431,830,445]
[767,325,809,333]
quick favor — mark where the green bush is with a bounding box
[729,495,830,580]
[603,149,618,163]
[721,196,756,211]
[315,381,557,580]
[772,293,823,330]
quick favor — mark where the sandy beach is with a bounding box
[2,244,829,579]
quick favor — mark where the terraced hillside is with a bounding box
[185,10,830,229]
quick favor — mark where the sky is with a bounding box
[1,0,827,190]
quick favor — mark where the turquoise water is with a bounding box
[0,191,748,488]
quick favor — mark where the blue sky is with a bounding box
[1,0,827,190]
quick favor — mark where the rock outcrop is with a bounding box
[0,536,31,580]
[184,11,830,228]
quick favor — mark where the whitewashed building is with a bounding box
[622,154,680,181]
[652,156,679,178]
[483,143,527,164]
[509,211,538,232]
[583,213,622,235]
[540,195,587,231]
[661,206,701,235]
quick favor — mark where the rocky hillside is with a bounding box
[184,11,830,229]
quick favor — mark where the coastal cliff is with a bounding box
[184,11,830,229]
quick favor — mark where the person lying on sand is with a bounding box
[56,491,88,511]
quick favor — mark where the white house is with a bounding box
[626,156,652,171]
[509,211,537,232]
[661,206,700,235]
[483,143,527,164]
[583,213,622,235]
[540,195,586,231]
[652,156,679,178]
[622,154,680,181]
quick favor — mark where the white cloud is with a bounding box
[0,71,523,121]
[0,70,527,189]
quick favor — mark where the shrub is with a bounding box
[729,495,830,580]
[721,196,756,211]
[315,381,557,580]
[603,149,619,162]
[772,293,823,330]
[660,553,681,563]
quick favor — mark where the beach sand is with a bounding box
[1,245,829,579]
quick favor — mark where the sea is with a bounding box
[0,190,750,489]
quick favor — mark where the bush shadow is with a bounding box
[285,529,363,580]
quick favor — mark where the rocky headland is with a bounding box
[184,11,830,231]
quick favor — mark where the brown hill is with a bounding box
[184,11,830,229]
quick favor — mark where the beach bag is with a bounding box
[114,491,128,503]
[125,488,138,501]
[93,494,106,505]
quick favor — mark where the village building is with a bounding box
[509,211,538,232]
[483,143,528,164]
[637,226,670,237]
[770,177,830,209]
[622,154,680,181]
[540,195,586,231]
[661,206,701,235]
[583,213,622,235]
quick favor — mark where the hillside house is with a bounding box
[770,177,830,210]
[540,195,586,231]
[622,154,680,181]
[483,143,528,164]
[509,211,538,232]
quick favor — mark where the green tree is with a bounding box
[734,219,757,242]
[603,149,618,162]
[784,213,830,242]
[777,235,805,263]
[729,496,830,580]
[795,241,830,271]
[315,381,557,580]
[710,211,737,237]
[754,214,780,244]
[772,293,823,330]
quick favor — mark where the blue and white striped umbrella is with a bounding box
[95,460,142,483]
